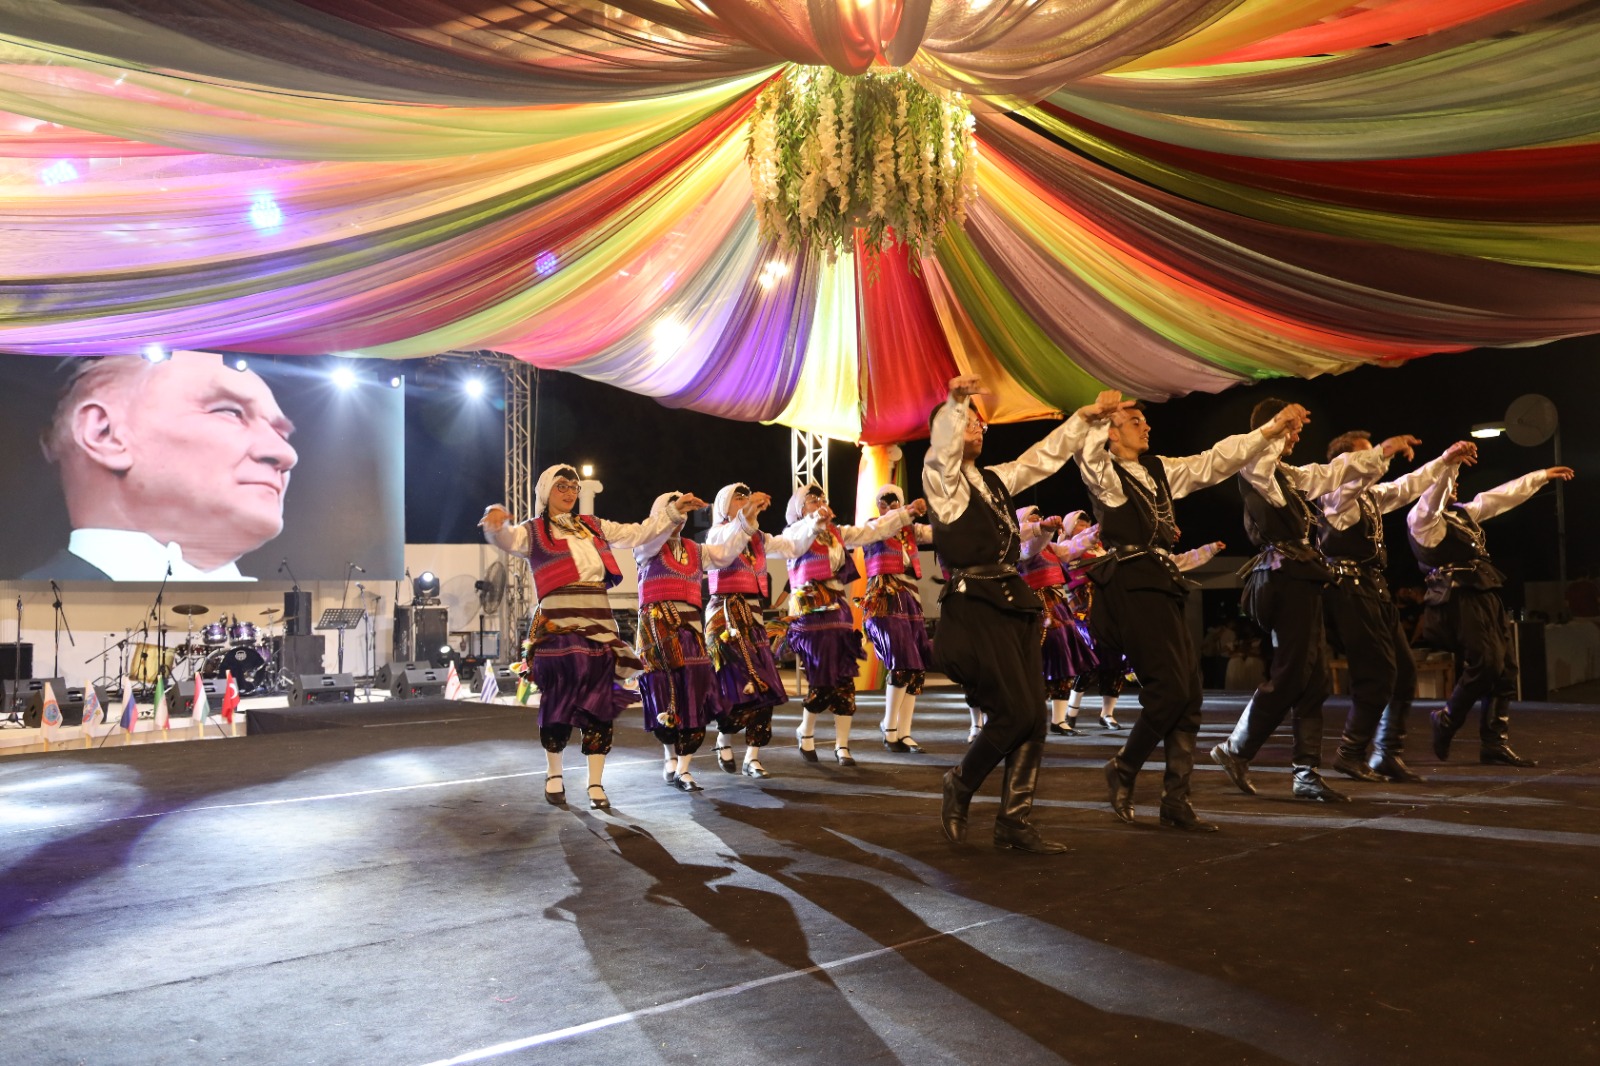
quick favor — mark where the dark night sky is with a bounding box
[407,335,1599,601]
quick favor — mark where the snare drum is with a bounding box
[202,622,229,647]
[229,620,259,645]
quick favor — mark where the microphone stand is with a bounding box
[3,595,21,726]
[50,581,77,680]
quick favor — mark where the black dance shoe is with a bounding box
[1332,754,1384,783]
[993,821,1070,854]
[1099,715,1121,731]
[796,728,819,762]
[1480,747,1538,768]
[1291,770,1349,803]
[587,784,611,811]
[715,745,738,774]
[543,775,565,807]
[1104,757,1136,824]
[1048,721,1078,736]
[1158,801,1220,833]
[1372,756,1424,783]
[672,773,704,793]
[1209,743,1257,796]
[834,746,856,767]
[882,735,910,753]
[902,736,924,753]
[742,759,771,779]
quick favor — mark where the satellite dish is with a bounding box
[1504,394,1557,447]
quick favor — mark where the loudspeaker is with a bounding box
[20,678,82,726]
[391,605,413,663]
[280,634,325,678]
[177,677,229,716]
[284,590,314,636]
[391,665,447,700]
[0,643,32,681]
[289,672,358,706]
[414,606,450,662]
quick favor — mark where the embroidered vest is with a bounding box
[863,526,923,579]
[788,525,858,586]
[1018,549,1066,590]
[1320,490,1387,570]
[1408,505,1504,594]
[638,538,702,608]
[707,529,769,598]
[1093,456,1178,552]
[524,516,622,597]
[928,467,1038,613]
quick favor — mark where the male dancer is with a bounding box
[1409,459,1575,766]
[1076,397,1308,831]
[1210,400,1396,803]
[928,375,1127,853]
[1317,433,1478,784]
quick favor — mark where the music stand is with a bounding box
[316,608,367,677]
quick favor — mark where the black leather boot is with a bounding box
[1371,755,1424,783]
[1158,800,1219,832]
[1291,768,1349,802]
[1332,753,1384,782]
[993,738,1069,853]
[1104,754,1137,824]
[1432,692,1469,760]
[1209,742,1256,796]
[941,769,976,843]
[1477,695,1532,765]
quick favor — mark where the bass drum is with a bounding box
[202,644,270,695]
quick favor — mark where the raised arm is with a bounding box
[837,505,915,549]
[770,513,824,559]
[480,505,529,555]
[987,412,1092,497]
[1173,541,1225,572]
[1369,443,1474,516]
[1462,468,1568,523]
[1165,403,1307,499]
[599,492,705,550]
[1407,461,1466,548]
[701,511,757,570]
[923,382,975,525]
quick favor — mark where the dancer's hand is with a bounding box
[908,498,928,517]
[1443,440,1478,466]
[742,491,772,519]
[673,493,707,515]
[1547,466,1576,481]
[948,374,985,400]
[1262,403,1311,439]
[479,504,511,531]
[1379,434,1421,461]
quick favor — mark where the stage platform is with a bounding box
[2,687,1597,1065]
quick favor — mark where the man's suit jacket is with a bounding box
[20,550,113,580]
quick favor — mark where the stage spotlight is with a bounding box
[534,251,559,277]
[652,317,689,356]
[580,464,595,478]
[413,570,441,604]
[331,365,358,390]
[248,192,283,230]
[439,645,452,656]
[39,160,79,186]
[234,358,249,371]
[1471,422,1507,439]
[463,377,486,399]
[389,375,403,388]
[141,344,168,364]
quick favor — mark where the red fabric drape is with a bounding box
[856,235,960,444]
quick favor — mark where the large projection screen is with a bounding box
[0,352,405,582]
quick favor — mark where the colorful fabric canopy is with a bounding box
[3,0,1599,443]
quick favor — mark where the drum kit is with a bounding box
[91,603,288,698]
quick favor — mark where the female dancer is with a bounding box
[785,483,918,765]
[863,484,935,752]
[482,465,700,810]
[704,483,814,778]
[1018,507,1099,737]
[632,489,757,793]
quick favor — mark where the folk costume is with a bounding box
[633,491,757,793]
[783,484,915,766]
[483,464,682,810]
[926,393,1092,853]
[1408,467,1558,767]
[1212,439,1385,803]
[704,483,819,778]
[1317,447,1458,784]
[1075,416,1279,831]
[863,484,935,753]
[1018,507,1098,735]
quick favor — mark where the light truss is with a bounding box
[791,429,828,497]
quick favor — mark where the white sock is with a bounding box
[744,745,763,769]
[898,691,918,740]
[834,714,853,752]
[882,685,901,740]
[545,751,563,793]
[1102,695,1119,721]
[675,753,694,778]
[715,730,732,751]
[586,752,606,792]
[1068,690,1084,712]
[662,744,677,779]
[1051,699,1070,726]
[797,709,817,750]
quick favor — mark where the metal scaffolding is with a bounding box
[500,358,538,650]
[791,428,829,496]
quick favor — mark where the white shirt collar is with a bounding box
[68,529,252,582]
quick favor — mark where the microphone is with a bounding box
[278,558,287,574]
[348,562,365,573]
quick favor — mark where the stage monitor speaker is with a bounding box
[284,590,314,636]
[414,606,449,662]
[289,672,358,706]
[0,643,33,682]
[391,666,447,700]
[177,677,229,717]
[20,678,83,726]
[280,634,325,678]
[392,605,413,663]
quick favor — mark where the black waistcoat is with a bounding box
[1408,505,1504,597]
[930,467,1040,615]
[1089,455,1187,594]
[1319,490,1387,570]
[1239,465,1329,581]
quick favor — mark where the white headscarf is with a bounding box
[875,484,903,514]
[1015,504,1039,525]
[650,490,685,525]
[786,482,822,525]
[714,482,749,524]
[1062,509,1088,535]
[535,462,581,516]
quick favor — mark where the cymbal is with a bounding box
[171,603,210,616]
[260,608,281,616]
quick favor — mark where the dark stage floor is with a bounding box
[2,688,1597,1065]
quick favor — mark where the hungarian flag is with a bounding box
[118,682,138,733]
[444,661,464,701]
[152,676,169,731]
[480,663,499,703]
[40,681,63,737]
[192,678,212,724]
[220,673,239,725]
